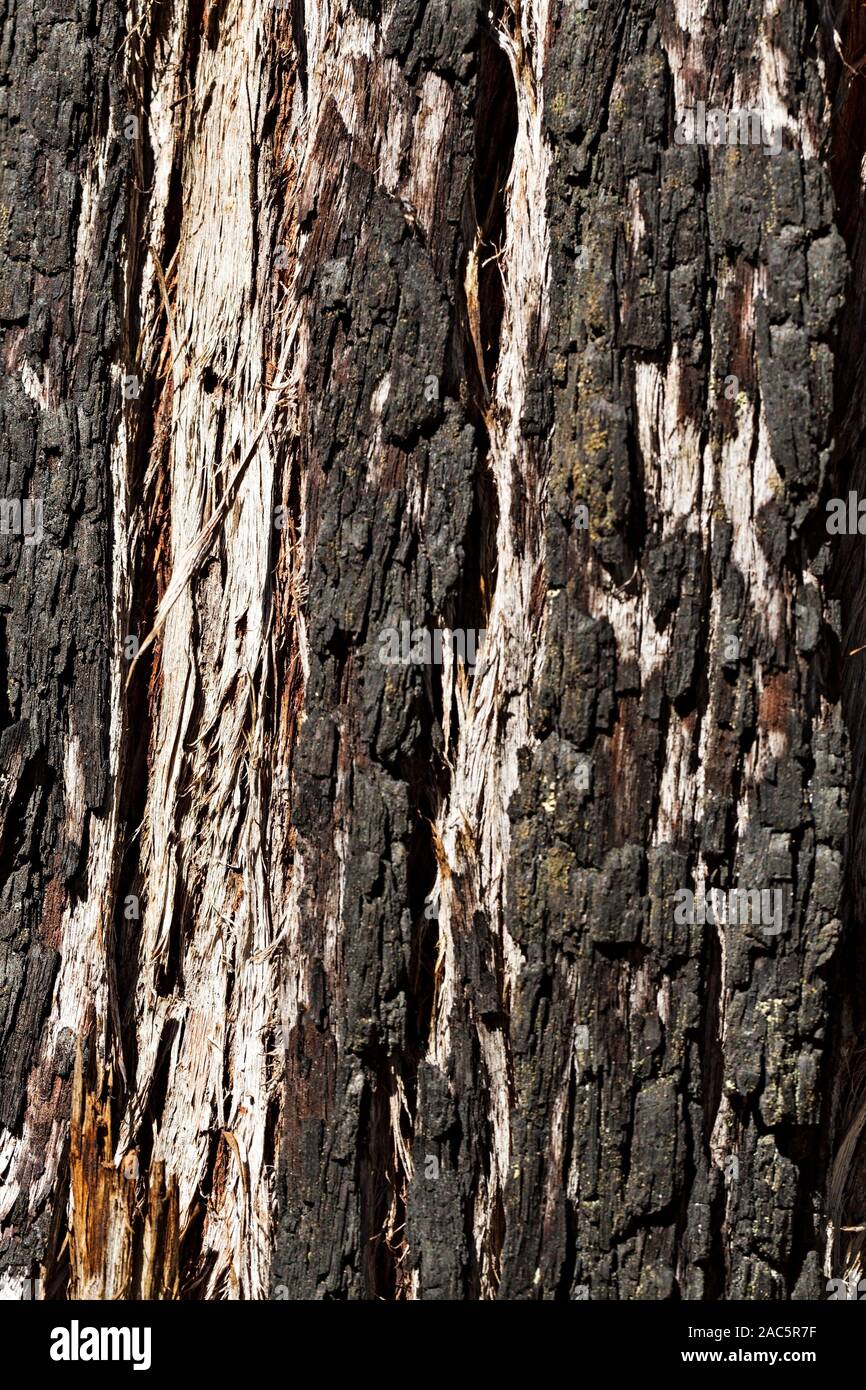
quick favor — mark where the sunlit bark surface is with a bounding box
[2,0,866,1300]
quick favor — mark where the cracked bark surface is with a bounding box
[2,0,866,1301]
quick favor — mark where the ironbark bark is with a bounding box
[1,0,865,1301]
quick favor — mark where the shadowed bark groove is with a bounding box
[1,0,866,1303]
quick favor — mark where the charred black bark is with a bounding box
[0,0,126,1283]
[2,0,866,1304]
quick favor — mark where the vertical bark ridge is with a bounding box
[500,0,848,1299]
[0,0,126,1297]
[822,0,866,1295]
[426,0,552,1298]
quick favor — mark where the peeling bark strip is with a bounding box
[1,0,866,1302]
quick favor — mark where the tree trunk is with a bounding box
[2,0,866,1302]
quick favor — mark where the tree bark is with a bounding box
[1,0,865,1301]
